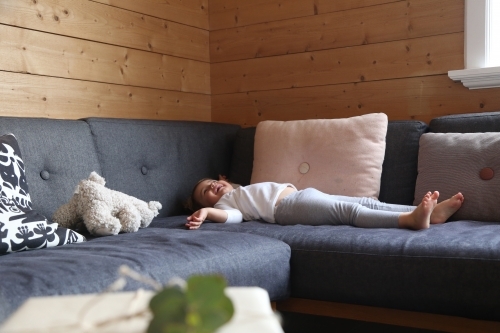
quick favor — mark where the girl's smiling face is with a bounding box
[194,179,234,208]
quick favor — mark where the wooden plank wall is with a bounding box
[210,0,500,126]
[0,0,210,121]
[3,0,500,124]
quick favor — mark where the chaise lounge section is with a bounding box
[0,117,291,323]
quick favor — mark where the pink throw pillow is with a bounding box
[251,113,388,198]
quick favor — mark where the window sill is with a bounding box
[448,66,500,90]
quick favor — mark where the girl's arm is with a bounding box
[186,207,228,230]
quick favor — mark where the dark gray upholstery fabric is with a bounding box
[0,117,101,219]
[4,114,500,326]
[228,127,256,186]
[228,122,427,205]
[379,121,428,205]
[195,219,500,321]
[149,215,197,229]
[85,119,240,217]
[430,111,500,133]
[0,227,290,322]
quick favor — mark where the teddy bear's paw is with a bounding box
[148,201,162,215]
[117,207,141,233]
[93,226,119,236]
[86,216,122,236]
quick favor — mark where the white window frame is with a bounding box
[448,0,500,89]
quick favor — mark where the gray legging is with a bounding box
[275,188,415,228]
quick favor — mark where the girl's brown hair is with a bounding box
[184,178,211,212]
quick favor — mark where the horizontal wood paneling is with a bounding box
[210,0,500,128]
[209,0,402,31]
[212,75,500,127]
[0,0,211,121]
[92,0,209,30]
[316,0,402,15]
[0,0,209,62]
[212,33,463,94]
[210,0,463,63]
[0,24,210,94]
[0,71,210,121]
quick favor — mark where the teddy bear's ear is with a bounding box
[88,171,106,186]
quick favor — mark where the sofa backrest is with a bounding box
[0,117,239,219]
[379,121,428,205]
[20,112,500,218]
[430,111,500,133]
[228,120,428,206]
[85,118,240,217]
[0,117,102,219]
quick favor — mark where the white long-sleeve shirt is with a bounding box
[214,182,296,223]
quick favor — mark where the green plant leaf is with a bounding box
[148,286,187,333]
[186,275,234,333]
[147,275,234,333]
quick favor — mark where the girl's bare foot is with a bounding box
[399,191,439,230]
[430,192,464,224]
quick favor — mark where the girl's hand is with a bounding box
[186,208,207,230]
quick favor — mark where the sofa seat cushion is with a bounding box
[198,220,500,321]
[0,227,290,323]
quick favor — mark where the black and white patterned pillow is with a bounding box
[0,134,85,255]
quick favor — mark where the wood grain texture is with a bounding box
[0,24,210,94]
[209,0,402,31]
[211,33,464,94]
[210,0,464,63]
[0,71,210,121]
[91,0,209,30]
[316,0,402,15]
[277,298,500,333]
[212,75,500,127]
[0,0,209,62]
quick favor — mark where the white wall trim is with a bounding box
[448,66,500,90]
[448,0,500,89]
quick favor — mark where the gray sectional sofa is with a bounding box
[1,112,500,330]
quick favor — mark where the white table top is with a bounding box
[0,287,283,333]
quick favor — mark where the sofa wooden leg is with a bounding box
[270,301,277,311]
[276,298,500,333]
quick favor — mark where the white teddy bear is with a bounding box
[52,172,162,236]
